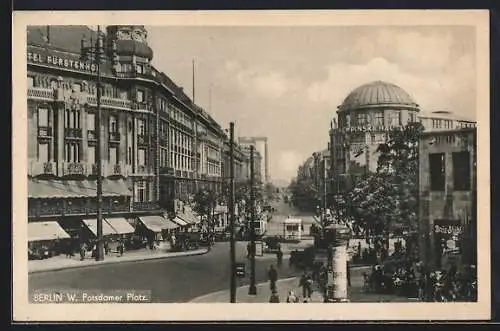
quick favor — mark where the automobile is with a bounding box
[28,246,52,260]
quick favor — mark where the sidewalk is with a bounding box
[190,266,414,303]
[28,247,209,274]
[190,277,324,303]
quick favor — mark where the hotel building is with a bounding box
[26,25,245,242]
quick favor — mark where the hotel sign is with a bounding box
[27,52,98,73]
[334,125,401,133]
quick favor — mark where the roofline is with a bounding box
[421,128,477,136]
[337,104,420,112]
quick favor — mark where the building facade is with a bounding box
[328,81,477,194]
[418,128,477,269]
[27,25,250,240]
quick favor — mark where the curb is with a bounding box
[189,276,298,303]
[28,248,210,275]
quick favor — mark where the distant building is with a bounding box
[418,128,477,269]
[329,80,477,193]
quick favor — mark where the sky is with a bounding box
[145,25,476,183]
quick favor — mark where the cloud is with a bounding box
[223,61,301,99]
[306,56,475,117]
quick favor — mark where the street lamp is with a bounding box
[228,122,237,303]
[82,26,105,261]
[248,145,257,295]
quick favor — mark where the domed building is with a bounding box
[329,81,420,190]
[328,80,476,193]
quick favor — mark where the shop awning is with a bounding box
[138,215,177,233]
[177,208,201,225]
[83,219,117,237]
[214,205,228,214]
[28,179,132,199]
[28,221,71,242]
[171,216,188,227]
[106,217,135,235]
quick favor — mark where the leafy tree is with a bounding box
[192,189,217,232]
[332,123,423,241]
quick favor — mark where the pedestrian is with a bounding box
[269,290,280,303]
[286,290,299,303]
[276,249,283,266]
[117,239,124,257]
[268,264,278,292]
[79,243,86,261]
[299,271,309,298]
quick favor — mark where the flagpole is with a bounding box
[192,59,196,103]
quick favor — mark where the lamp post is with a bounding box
[228,122,236,303]
[248,145,257,295]
[82,25,105,262]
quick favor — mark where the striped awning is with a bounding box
[106,217,135,235]
[28,221,71,242]
[83,218,117,237]
[172,216,188,227]
[138,215,178,232]
[28,179,132,199]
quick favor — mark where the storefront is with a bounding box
[28,220,71,259]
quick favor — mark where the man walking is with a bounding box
[268,264,278,292]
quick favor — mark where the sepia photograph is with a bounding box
[12,10,490,321]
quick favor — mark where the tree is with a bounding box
[331,123,424,243]
[376,122,423,234]
[192,189,217,232]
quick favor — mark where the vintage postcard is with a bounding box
[12,10,490,321]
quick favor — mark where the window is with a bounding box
[66,109,80,129]
[389,111,402,126]
[50,80,58,89]
[72,83,81,93]
[38,108,49,127]
[65,142,80,162]
[109,146,118,165]
[88,145,96,164]
[127,146,132,165]
[374,111,384,126]
[136,65,143,74]
[109,115,118,133]
[38,143,49,162]
[138,119,145,135]
[137,181,147,202]
[429,153,446,191]
[119,90,128,100]
[356,113,368,126]
[87,113,95,131]
[138,148,146,166]
[137,90,144,103]
[28,76,34,88]
[453,151,471,191]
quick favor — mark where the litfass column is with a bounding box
[326,223,351,302]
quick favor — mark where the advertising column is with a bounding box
[326,223,350,302]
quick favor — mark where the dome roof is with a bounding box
[115,39,153,60]
[339,81,419,111]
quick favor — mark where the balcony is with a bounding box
[133,201,160,212]
[27,87,55,101]
[135,164,153,175]
[43,161,54,175]
[87,129,96,141]
[37,126,52,139]
[133,102,151,112]
[109,131,121,143]
[63,162,86,176]
[85,94,132,110]
[111,163,122,176]
[65,128,83,139]
[29,161,56,177]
